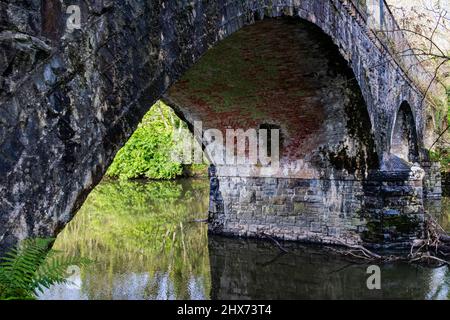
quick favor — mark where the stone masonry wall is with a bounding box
[209,169,425,246]
[421,161,442,200]
[210,175,366,245]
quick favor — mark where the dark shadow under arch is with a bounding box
[391,101,419,163]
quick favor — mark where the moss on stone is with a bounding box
[362,214,421,243]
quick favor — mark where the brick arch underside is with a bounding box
[164,18,379,179]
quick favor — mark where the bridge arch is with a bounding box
[390,101,419,163]
[163,17,379,179]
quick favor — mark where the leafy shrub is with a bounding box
[0,238,90,300]
[430,148,450,171]
[107,101,203,180]
[429,88,450,171]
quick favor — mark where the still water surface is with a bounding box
[38,179,450,300]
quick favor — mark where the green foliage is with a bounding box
[429,147,450,171]
[430,88,450,171]
[0,238,90,300]
[447,87,450,125]
[107,101,203,180]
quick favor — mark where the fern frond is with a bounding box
[33,256,91,294]
[0,238,53,295]
[0,238,90,300]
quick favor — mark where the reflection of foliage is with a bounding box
[0,238,89,300]
[107,101,206,180]
[53,179,211,299]
[440,197,450,232]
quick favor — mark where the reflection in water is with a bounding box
[425,197,450,233]
[39,179,211,300]
[39,179,450,300]
[209,236,450,300]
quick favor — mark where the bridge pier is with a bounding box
[361,165,425,247]
[421,161,442,200]
[208,162,428,247]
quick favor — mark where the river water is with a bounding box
[38,178,450,300]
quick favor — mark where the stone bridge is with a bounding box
[0,0,445,252]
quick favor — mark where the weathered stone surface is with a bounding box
[0,0,444,252]
[208,163,425,246]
